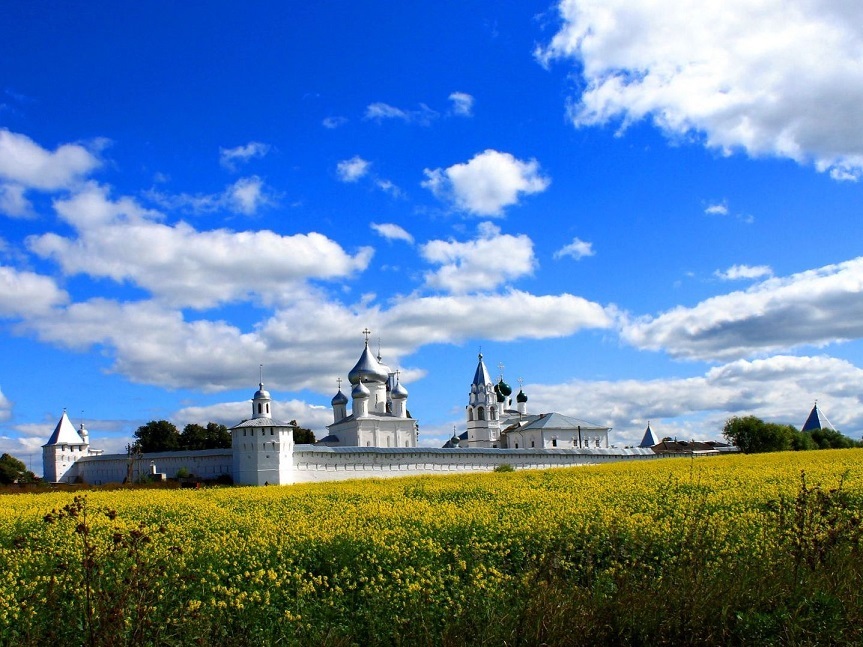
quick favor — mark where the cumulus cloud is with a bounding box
[715,264,773,281]
[219,142,270,170]
[20,283,612,394]
[422,149,550,216]
[336,156,371,182]
[448,92,474,117]
[554,237,595,261]
[0,129,102,219]
[528,354,863,445]
[0,266,69,317]
[622,256,863,360]
[538,0,863,179]
[421,222,536,293]
[0,129,101,190]
[27,185,373,309]
[704,203,729,216]
[371,223,414,244]
[145,176,275,216]
[0,183,32,218]
[365,102,438,126]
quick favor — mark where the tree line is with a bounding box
[723,415,863,454]
[131,420,315,453]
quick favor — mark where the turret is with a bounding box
[465,353,501,447]
[331,382,348,423]
[516,388,528,415]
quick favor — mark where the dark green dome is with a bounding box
[497,378,512,397]
[516,389,528,403]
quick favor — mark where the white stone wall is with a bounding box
[74,449,232,485]
[67,446,657,486]
[291,446,656,483]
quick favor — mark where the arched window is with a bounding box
[478,407,485,421]
[468,409,474,421]
[490,409,496,420]
[257,403,262,414]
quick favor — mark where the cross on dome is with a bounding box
[362,328,372,344]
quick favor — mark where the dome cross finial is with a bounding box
[362,327,372,344]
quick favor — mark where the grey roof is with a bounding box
[516,412,610,432]
[472,353,493,387]
[639,423,661,448]
[315,434,341,445]
[802,403,835,432]
[230,417,294,430]
[44,411,86,446]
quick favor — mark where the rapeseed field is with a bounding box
[0,450,861,645]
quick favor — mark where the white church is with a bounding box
[42,333,655,486]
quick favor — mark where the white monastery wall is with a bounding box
[290,446,657,483]
[73,449,232,485]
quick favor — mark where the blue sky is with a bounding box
[2,1,863,470]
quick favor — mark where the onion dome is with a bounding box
[391,381,408,400]
[254,382,271,400]
[497,378,512,397]
[331,389,348,406]
[496,385,506,403]
[516,389,528,403]
[352,381,370,399]
[348,343,389,385]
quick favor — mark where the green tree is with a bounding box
[809,427,861,449]
[723,416,800,453]
[132,420,180,453]
[0,453,36,484]
[289,420,316,444]
[180,422,231,450]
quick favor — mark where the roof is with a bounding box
[515,412,610,432]
[802,403,835,432]
[472,353,493,387]
[230,417,294,430]
[639,423,661,448]
[44,411,85,446]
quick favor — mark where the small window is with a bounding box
[258,403,262,414]
[468,409,473,421]
[531,440,535,448]
[478,407,485,421]
[515,443,519,449]
[552,439,558,447]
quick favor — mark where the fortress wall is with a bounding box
[75,450,232,484]
[290,446,657,483]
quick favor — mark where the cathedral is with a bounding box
[450,352,611,450]
[319,331,418,448]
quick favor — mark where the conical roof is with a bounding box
[638,423,661,448]
[472,353,493,387]
[802,403,835,432]
[44,411,85,446]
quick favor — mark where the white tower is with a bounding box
[42,410,89,483]
[331,379,348,423]
[466,353,501,447]
[230,375,294,486]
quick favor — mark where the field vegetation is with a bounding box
[1,450,861,645]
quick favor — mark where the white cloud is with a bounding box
[422,149,550,216]
[371,223,414,244]
[365,102,438,126]
[0,129,101,190]
[704,203,729,216]
[336,156,371,182]
[528,354,863,445]
[0,386,11,422]
[27,184,373,309]
[538,0,863,179]
[554,237,595,261]
[145,176,275,216]
[219,142,270,170]
[0,183,32,218]
[421,222,536,293]
[448,92,474,117]
[715,264,773,281]
[322,116,348,129]
[622,256,863,360]
[0,265,69,317]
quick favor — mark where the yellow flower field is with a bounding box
[1,450,861,645]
